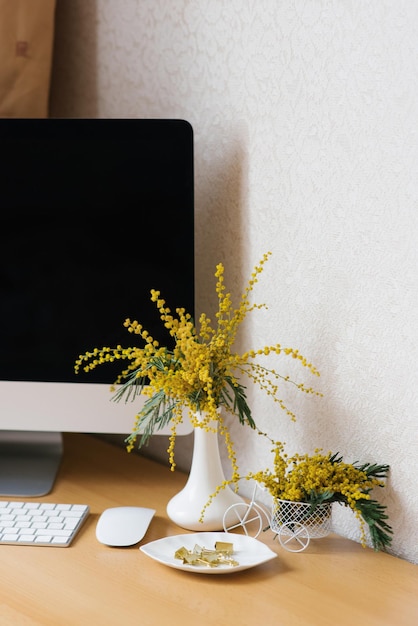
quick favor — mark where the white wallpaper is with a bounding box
[50,0,418,564]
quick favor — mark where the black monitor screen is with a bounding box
[0,118,194,384]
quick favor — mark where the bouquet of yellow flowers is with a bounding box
[245,440,392,551]
[74,253,321,472]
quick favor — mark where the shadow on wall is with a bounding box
[49,0,99,117]
[194,124,249,322]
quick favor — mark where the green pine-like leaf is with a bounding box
[354,497,393,551]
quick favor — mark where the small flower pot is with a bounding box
[271,498,332,539]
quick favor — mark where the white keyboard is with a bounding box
[0,501,89,547]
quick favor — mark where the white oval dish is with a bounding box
[140,531,277,574]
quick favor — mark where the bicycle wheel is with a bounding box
[222,502,264,538]
[277,522,310,552]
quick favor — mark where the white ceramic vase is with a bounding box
[166,412,243,531]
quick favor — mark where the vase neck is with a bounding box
[193,409,220,429]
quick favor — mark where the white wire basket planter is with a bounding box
[222,483,332,552]
[271,498,332,552]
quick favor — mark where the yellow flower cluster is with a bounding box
[249,442,382,509]
[74,252,321,472]
[247,440,391,550]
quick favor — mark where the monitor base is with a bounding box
[0,431,63,497]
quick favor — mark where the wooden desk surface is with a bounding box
[0,433,416,626]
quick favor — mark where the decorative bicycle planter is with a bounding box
[222,483,332,552]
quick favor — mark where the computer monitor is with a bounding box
[0,118,195,496]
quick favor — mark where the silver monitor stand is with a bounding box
[0,431,63,497]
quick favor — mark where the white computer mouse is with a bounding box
[96,506,156,547]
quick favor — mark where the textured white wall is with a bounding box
[50,0,418,564]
